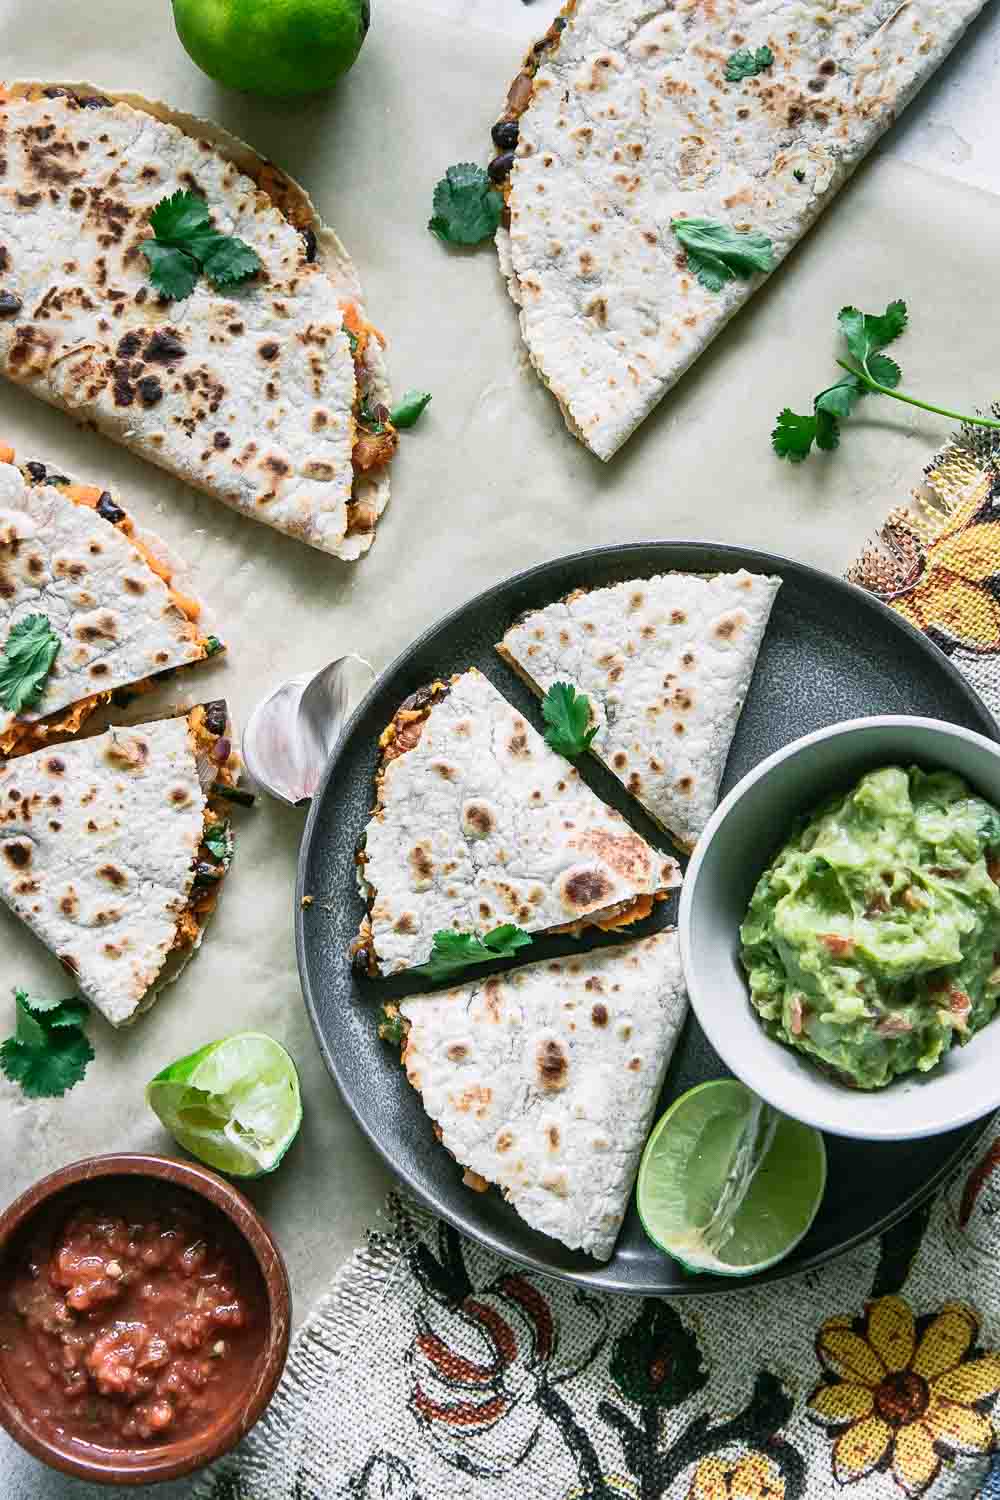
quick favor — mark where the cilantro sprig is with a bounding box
[542,682,598,760]
[143,191,262,302]
[412,925,532,981]
[429,164,504,246]
[773,300,1000,462]
[203,819,234,868]
[390,390,433,429]
[671,218,773,294]
[0,614,61,714]
[724,45,773,81]
[0,990,94,1099]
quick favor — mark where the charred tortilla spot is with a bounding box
[123,576,145,595]
[213,431,231,451]
[536,1037,568,1092]
[677,775,693,795]
[715,611,746,641]
[59,888,78,917]
[46,757,65,776]
[97,863,127,887]
[591,1002,609,1027]
[462,801,495,838]
[169,786,191,806]
[561,866,614,910]
[144,328,186,364]
[3,840,31,869]
[393,912,416,934]
[408,841,434,888]
[670,609,687,625]
[136,374,163,407]
[547,1125,560,1151]
[446,1043,468,1062]
[258,341,280,362]
[496,1130,514,1154]
[612,751,628,770]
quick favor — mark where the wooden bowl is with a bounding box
[0,1153,291,1485]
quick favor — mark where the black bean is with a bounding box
[351,946,372,980]
[42,87,70,99]
[96,491,126,524]
[77,95,111,109]
[301,226,318,262]
[193,861,223,885]
[488,152,516,184]
[491,118,519,150]
[554,16,567,29]
[204,701,228,736]
[0,292,22,317]
[24,461,46,482]
[47,474,70,485]
[211,736,232,766]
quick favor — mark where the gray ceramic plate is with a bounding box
[296,542,996,1295]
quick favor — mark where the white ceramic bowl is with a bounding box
[679,716,1000,1141]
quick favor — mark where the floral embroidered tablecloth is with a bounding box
[196,421,1000,1500]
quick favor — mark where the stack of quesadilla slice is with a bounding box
[0,449,216,760]
[492,0,985,457]
[393,931,687,1261]
[364,570,783,1259]
[0,84,393,558]
[352,667,681,977]
[0,701,239,1026]
[498,570,780,851]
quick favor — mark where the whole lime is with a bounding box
[171,0,371,98]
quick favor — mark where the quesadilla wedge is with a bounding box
[352,668,680,976]
[498,570,780,851]
[0,701,238,1026]
[0,83,393,558]
[491,0,986,459]
[390,930,687,1259]
[0,448,217,761]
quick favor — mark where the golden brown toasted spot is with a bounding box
[562,867,614,910]
[547,1125,560,1151]
[496,1129,514,1154]
[446,1043,468,1062]
[536,1037,568,1092]
[3,840,32,870]
[97,863,126,887]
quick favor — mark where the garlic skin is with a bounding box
[241,656,374,806]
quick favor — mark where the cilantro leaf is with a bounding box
[0,614,61,714]
[724,45,773,81]
[149,189,212,241]
[771,408,817,462]
[141,241,200,301]
[429,164,504,246]
[359,395,386,433]
[837,300,908,367]
[542,682,599,760]
[0,991,93,1099]
[377,1004,407,1046]
[200,237,264,289]
[671,218,773,293]
[204,635,224,657]
[814,407,841,451]
[412,925,532,981]
[867,352,901,389]
[203,819,234,867]
[389,390,432,429]
[815,373,865,421]
[143,190,261,301]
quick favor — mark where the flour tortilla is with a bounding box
[497,0,987,459]
[357,668,680,975]
[0,709,232,1025]
[0,83,392,558]
[498,570,780,850]
[400,930,687,1260]
[0,456,211,755]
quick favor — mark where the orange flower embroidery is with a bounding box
[807,1296,1000,1495]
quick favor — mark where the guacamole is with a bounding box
[740,766,1000,1088]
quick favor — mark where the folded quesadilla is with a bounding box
[498,570,780,851]
[0,702,238,1025]
[492,0,985,458]
[392,930,687,1259]
[352,668,680,976]
[0,84,394,558]
[0,448,216,761]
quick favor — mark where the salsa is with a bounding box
[0,1183,267,1450]
[740,765,1000,1088]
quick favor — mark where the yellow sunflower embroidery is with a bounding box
[807,1296,1000,1496]
[688,1451,785,1500]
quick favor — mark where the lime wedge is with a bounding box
[147,1033,302,1178]
[637,1079,826,1275]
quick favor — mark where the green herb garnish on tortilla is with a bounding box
[542,682,598,760]
[412,925,532,981]
[0,614,61,714]
[203,819,234,867]
[772,300,1000,462]
[143,190,262,301]
[378,1003,407,1046]
[203,635,225,658]
[429,164,504,246]
[671,218,774,293]
[389,390,432,429]
[724,45,773,81]
[0,990,94,1099]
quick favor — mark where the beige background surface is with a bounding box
[1,0,999,1492]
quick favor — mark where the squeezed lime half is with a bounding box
[147,1033,302,1178]
[637,1079,826,1275]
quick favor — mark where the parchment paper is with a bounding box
[1,0,999,1493]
